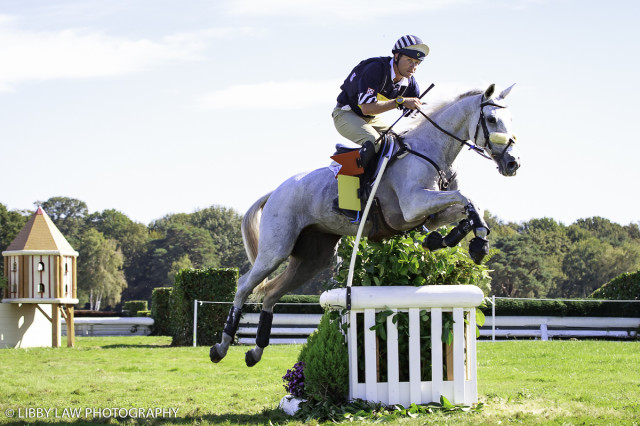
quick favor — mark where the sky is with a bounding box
[1,0,639,227]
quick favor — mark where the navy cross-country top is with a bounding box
[336,56,420,118]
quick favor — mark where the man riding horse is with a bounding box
[333,35,428,168]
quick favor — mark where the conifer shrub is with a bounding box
[296,311,349,403]
[151,287,173,336]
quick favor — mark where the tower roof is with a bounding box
[2,207,78,256]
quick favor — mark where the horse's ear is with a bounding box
[483,84,496,101]
[497,83,516,100]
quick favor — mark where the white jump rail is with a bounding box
[320,285,484,406]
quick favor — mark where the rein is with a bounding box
[394,98,515,189]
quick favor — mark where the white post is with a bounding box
[492,295,496,342]
[193,299,198,347]
[540,323,548,341]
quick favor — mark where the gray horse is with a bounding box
[211,83,520,367]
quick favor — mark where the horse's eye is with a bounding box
[487,116,497,124]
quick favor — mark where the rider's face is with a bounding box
[395,54,422,79]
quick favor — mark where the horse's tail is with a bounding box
[242,192,271,265]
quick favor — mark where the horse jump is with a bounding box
[211,84,521,367]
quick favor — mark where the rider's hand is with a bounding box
[403,97,422,110]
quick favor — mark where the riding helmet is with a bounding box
[392,35,430,61]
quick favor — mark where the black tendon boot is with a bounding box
[255,310,274,349]
[210,306,242,363]
[443,219,473,247]
[423,231,447,251]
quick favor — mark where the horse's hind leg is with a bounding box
[245,231,340,367]
[210,239,292,363]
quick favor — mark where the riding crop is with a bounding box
[345,83,436,300]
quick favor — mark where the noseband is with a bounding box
[473,102,516,164]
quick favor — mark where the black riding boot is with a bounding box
[359,141,376,169]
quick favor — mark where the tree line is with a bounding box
[0,197,250,309]
[1,197,639,308]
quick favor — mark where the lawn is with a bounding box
[0,337,638,425]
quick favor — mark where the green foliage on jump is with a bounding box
[297,311,349,403]
[335,229,492,294]
[590,270,640,300]
[169,268,238,346]
[151,287,173,336]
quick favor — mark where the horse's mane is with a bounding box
[403,89,483,132]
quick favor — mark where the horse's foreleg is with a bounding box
[399,189,471,224]
[405,191,491,264]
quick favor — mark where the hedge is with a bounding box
[170,267,238,346]
[480,298,640,317]
[151,287,173,336]
[122,300,148,316]
[245,294,322,314]
[591,270,640,300]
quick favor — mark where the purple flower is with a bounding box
[282,362,306,397]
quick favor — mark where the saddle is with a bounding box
[330,134,399,222]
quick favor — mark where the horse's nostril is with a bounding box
[508,161,518,170]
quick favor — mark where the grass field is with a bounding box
[0,337,638,425]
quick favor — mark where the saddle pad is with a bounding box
[336,175,361,211]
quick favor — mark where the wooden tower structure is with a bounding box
[2,207,79,347]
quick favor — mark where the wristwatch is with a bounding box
[395,97,405,108]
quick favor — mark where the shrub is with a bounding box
[591,270,640,300]
[297,311,349,403]
[122,300,148,316]
[479,298,640,317]
[169,267,238,346]
[151,287,173,336]
[335,230,492,294]
[245,294,322,314]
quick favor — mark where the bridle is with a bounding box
[394,98,516,189]
[473,101,517,164]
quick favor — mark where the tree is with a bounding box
[554,238,640,298]
[125,223,219,300]
[151,205,250,273]
[0,204,28,276]
[487,233,556,297]
[76,229,127,309]
[37,197,88,245]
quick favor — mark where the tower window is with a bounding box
[38,283,45,294]
[12,261,17,272]
[37,262,45,272]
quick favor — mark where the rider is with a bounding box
[333,35,429,167]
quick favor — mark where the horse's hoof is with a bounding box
[245,350,260,367]
[423,231,446,251]
[469,237,490,264]
[209,345,225,363]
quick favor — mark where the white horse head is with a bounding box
[472,83,520,176]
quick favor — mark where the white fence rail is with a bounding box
[320,285,484,406]
[61,317,153,337]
